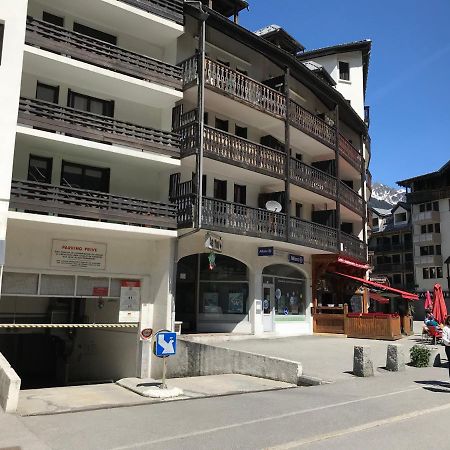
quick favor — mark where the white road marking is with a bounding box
[111,386,420,450]
[267,402,450,449]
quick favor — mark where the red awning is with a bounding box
[369,292,390,304]
[333,272,419,300]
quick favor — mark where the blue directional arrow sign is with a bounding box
[154,331,177,358]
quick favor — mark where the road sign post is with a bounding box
[153,330,177,389]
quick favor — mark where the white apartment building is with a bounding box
[398,161,450,305]
[0,0,372,387]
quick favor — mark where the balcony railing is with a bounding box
[10,179,177,229]
[18,97,180,158]
[118,0,183,24]
[340,183,365,216]
[289,159,337,199]
[202,197,287,241]
[341,232,367,262]
[290,217,338,252]
[289,99,336,148]
[373,262,414,273]
[26,17,182,89]
[338,134,362,171]
[181,56,286,119]
[407,187,450,204]
[366,170,372,191]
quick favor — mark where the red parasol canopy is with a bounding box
[432,284,447,325]
[369,292,390,304]
[424,290,433,310]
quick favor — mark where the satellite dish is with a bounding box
[266,200,282,212]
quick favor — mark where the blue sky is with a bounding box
[239,0,450,187]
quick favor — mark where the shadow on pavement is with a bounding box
[415,379,450,393]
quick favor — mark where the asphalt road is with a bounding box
[8,364,450,450]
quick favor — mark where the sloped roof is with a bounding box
[254,24,305,54]
[397,160,450,186]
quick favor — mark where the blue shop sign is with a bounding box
[288,254,304,264]
[258,247,274,256]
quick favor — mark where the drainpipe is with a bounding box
[334,104,341,252]
[284,67,291,242]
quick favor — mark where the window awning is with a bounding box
[369,292,390,304]
[333,272,419,300]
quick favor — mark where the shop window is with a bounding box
[339,61,350,81]
[36,82,59,104]
[436,245,441,255]
[42,11,64,27]
[67,90,114,117]
[429,267,436,279]
[73,22,117,45]
[214,179,227,201]
[423,268,429,279]
[28,155,53,184]
[437,267,443,279]
[393,274,402,285]
[0,23,5,65]
[235,125,247,139]
[61,161,110,192]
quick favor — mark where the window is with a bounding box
[420,246,434,256]
[392,254,401,263]
[426,202,432,211]
[372,217,379,227]
[73,22,117,45]
[435,223,440,233]
[42,11,64,27]
[61,161,110,192]
[405,253,413,262]
[437,267,443,278]
[395,212,407,222]
[393,274,402,285]
[202,174,207,197]
[430,267,436,279]
[36,82,59,104]
[392,235,400,245]
[427,224,434,233]
[420,204,425,213]
[68,90,114,117]
[423,268,429,279]
[405,273,414,285]
[233,184,246,205]
[295,203,302,218]
[0,23,5,65]
[376,256,384,265]
[235,125,248,139]
[215,118,229,132]
[28,155,53,184]
[339,61,350,81]
[214,179,227,201]
[421,225,427,234]
[436,245,441,255]
[433,201,439,211]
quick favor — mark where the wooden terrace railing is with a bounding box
[341,232,367,262]
[290,217,338,252]
[26,17,182,89]
[338,133,362,171]
[289,99,336,148]
[18,97,180,158]
[340,183,365,216]
[289,158,337,199]
[117,0,184,23]
[10,179,177,229]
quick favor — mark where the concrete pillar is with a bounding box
[250,267,264,335]
[386,344,405,372]
[353,346,374,377]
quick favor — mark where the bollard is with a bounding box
[428,347,441,367]
[353,346,374,377]
[386,344,405,372]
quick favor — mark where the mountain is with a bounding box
[369,182,406,209]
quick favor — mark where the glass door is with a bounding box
[262,283,274,332]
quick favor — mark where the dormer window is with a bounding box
[339,61,350,81]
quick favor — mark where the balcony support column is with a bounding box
[284,67,291,242]
[334,104,341,252]
[194,7,208,229]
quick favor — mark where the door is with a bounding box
[262,283,274,332]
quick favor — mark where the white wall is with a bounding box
[0,0,28,251]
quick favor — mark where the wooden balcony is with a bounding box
[289,99,336,148]
[26,17,182,90]
[341,232,367,262]
[340,183,365,216]
[290,158,337,200]
[117,0,184,24]
[18,97,180,158]
[202,197,287,241]
[181,56,286,119]
[290,217,338,252]
[10,179,177,230]
[338,134,362,171]
[366,170,372,191]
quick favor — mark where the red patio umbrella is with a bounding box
[424,290,433,310]
[432,283,447,325]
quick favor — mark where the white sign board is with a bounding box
[51,240,106,270]
[119,280,141,323]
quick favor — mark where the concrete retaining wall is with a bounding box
[0,353,21,413]
[167,340,303,385]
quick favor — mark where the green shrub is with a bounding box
[410,345,431,367]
